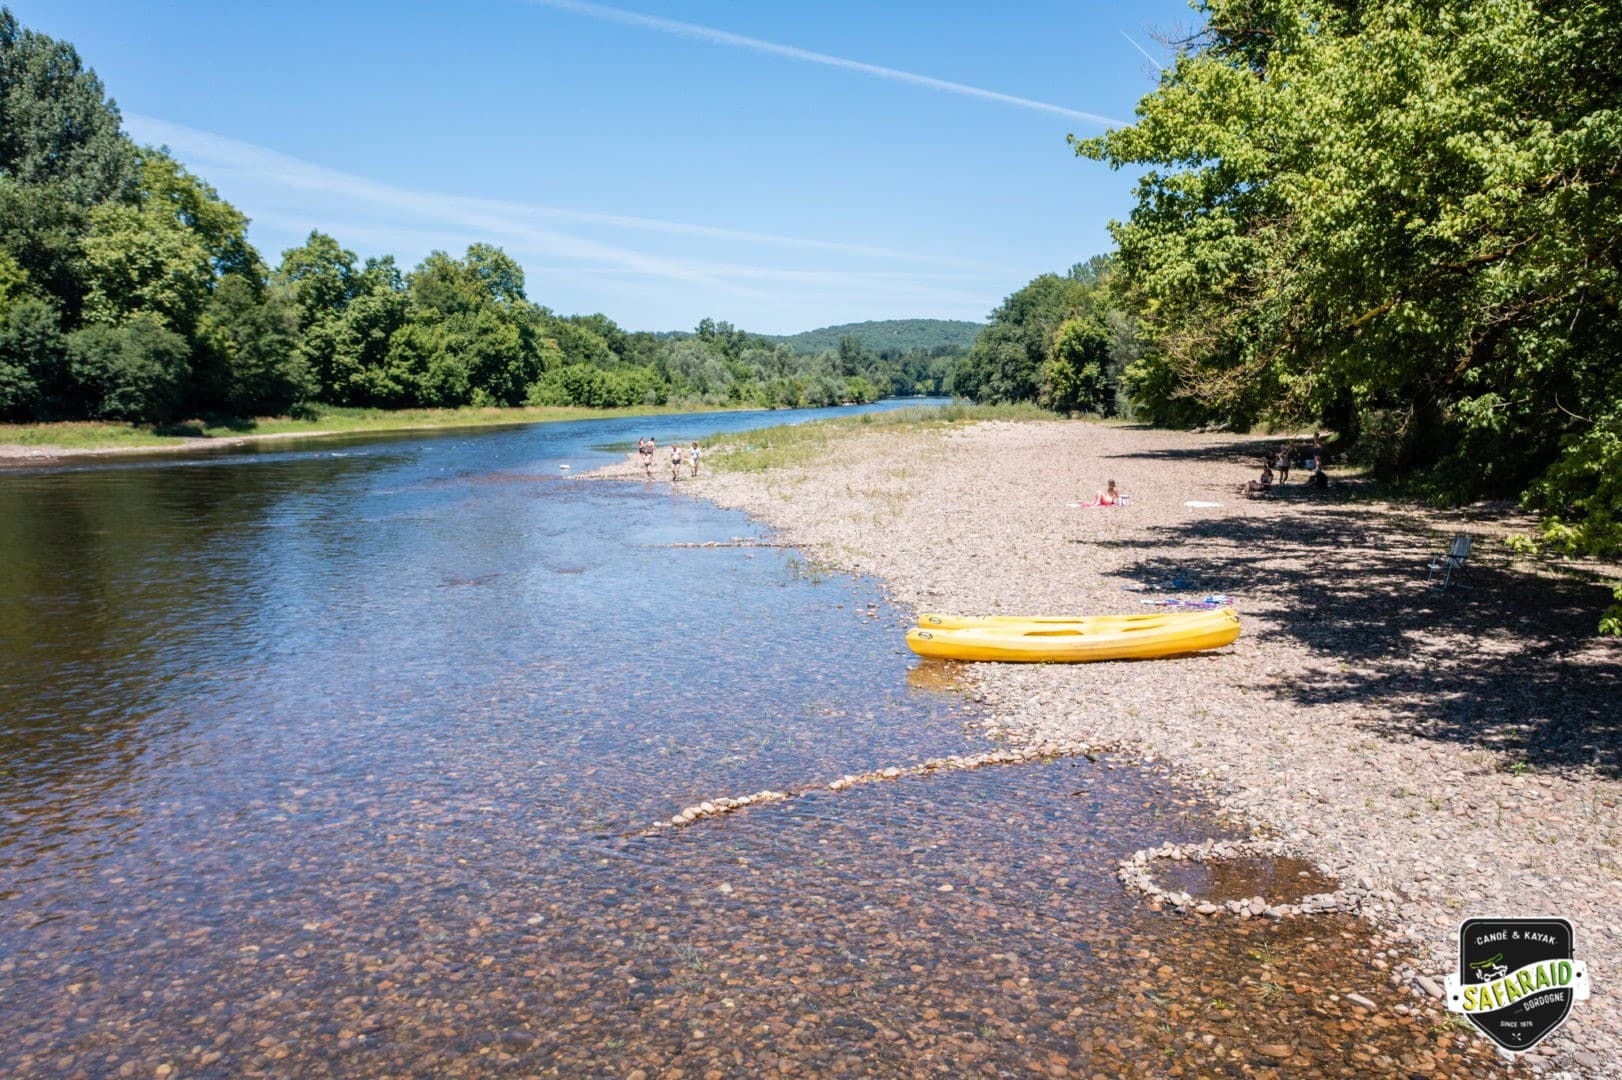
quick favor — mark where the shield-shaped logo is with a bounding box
[1444,918,1591,1053]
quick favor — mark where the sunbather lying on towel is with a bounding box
[1081,479,1122,507]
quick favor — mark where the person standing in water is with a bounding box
[689,442,702,478]
[670,442,683,481]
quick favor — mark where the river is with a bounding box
[0,402,1495,1076]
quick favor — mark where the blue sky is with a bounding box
[16,1,1197,334]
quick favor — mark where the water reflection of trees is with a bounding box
[0,455,387,807]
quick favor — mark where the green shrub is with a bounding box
[65,316,188,421]
[0,296,63,418]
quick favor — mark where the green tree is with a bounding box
[311,256,406,405]
[364,320,443,407]
[662,336,733,401]
[79,151,253,336]
[192,275,310,415]
[952,270,1115,405]
[1040,317,1112,414]
[952,324,1039,404]
[0,8,136,206]
[1076,0,1622,628]
[448,306,525,406]
[79,195,213,333]
[464,242,526,305]
[835,334,870,377]
[0,293,62,418]
[275,230,357,325]
[545,315,618,369]
[65,315,188,421]
[0,179,89,320]
[1075,0,1622,492]
[139,150,257,279]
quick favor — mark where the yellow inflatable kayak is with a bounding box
[906,608,1240,663]
[919,610,1196,631]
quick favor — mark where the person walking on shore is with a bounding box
[1276,443,1293,484]
[641,437,653,479]
[689,442,701,478]
[670,442,683,481]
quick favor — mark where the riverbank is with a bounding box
[598,417,1621,1075]
[0,401,756,465]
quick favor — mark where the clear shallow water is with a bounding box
[0,403,1496,1077]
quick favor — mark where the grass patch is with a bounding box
[702,402,1053,474]
[0,402,751,454]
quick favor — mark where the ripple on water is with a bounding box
[1,758,1500,1077]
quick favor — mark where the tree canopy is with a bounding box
[951,256,1136,416]
[0,8,135,207]
[1071,0,1619,556]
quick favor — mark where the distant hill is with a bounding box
[765,319,985,355]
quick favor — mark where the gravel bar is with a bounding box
[597,416,1622,1077]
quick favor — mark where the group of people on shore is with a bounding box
[637,437,701,481]
[1244,432,1329,496]
[1075,432,1330,508]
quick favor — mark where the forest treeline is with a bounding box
[0,10,957,426]
[963,1,1619,591]
[765,319,985,355]
[951,253,1142,418]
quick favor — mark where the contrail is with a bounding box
[526,0,1125,127]
[1120,30,1164,72]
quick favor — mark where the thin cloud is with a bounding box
[123,115,1007,312]
[126,115,1006,275]
[526,0,1125,128]
[127,116,748,293]
[496,204,1012,272]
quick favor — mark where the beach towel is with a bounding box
[1141,594,1231,610]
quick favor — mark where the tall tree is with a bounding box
[1075,0,1622,511]
[276,230,358,323]
[0,179,89,319]
[1040,316,1112,415]
[316,256,408,405]
[79,151,254,335]
[0,7,136,206]
[952,270,1117,406]
[192,275,310,415]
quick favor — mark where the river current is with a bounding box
[0,403,1496,1077]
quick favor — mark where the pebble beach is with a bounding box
[604,417,1622,1076]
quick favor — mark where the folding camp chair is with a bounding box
[1427,533,1474,590]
